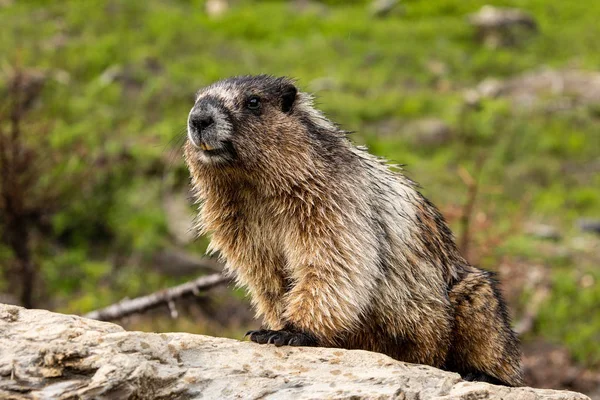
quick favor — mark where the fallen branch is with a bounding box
[514,283,550,336]
[84,273,230,321]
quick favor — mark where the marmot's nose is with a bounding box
[190,114,215,134]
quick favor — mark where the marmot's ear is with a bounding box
[281,84,297,114]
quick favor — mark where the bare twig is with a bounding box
[0,67,38,308]
[457,156,486,259]
[1,64,106,308]
[83,273,230,321]
[514,282,550,336]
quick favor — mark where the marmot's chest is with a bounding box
[206,195,290,260]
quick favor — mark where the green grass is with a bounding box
[537,268,600,366]
[1,0,599,367]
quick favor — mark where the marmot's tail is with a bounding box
[446,268,524,387]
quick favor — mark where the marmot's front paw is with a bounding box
[245,329,317,347]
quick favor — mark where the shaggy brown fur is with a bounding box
[183,75,523,386]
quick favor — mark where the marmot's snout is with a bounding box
[189,113,214,139]
[187,97,233,160]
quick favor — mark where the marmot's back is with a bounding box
[184,75,523,386]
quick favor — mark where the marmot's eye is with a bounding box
[247,96,261,110]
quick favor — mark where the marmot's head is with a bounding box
[185,75,342,180]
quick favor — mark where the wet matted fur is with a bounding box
[184,75,523,386]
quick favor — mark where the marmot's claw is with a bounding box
[287,336,302,346]
[247,329,277,344]
[244,330,259,338]
[247,329,317,347]
[285,331,318,347]
[266,331,290,346]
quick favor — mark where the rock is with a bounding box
[466,69,600,111]
[370,118,453,147]
[205,0,229,18]
[577,219,600,235]
[370,0,403,18]
[0,304,590,399]
[524,223,561,241]
[468,5,537,48]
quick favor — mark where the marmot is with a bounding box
[184,75,523,386]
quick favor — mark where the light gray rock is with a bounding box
[370,0,402,18]
[369,118,453,147]
[578,219,600,235]
[0,304,590,399]
[465,69,600,111]
[205,0,229,18]
[524,223,561,241]
[468,5,537,48]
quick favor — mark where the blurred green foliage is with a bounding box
[0,0,599,367]
[538,268,600,366]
